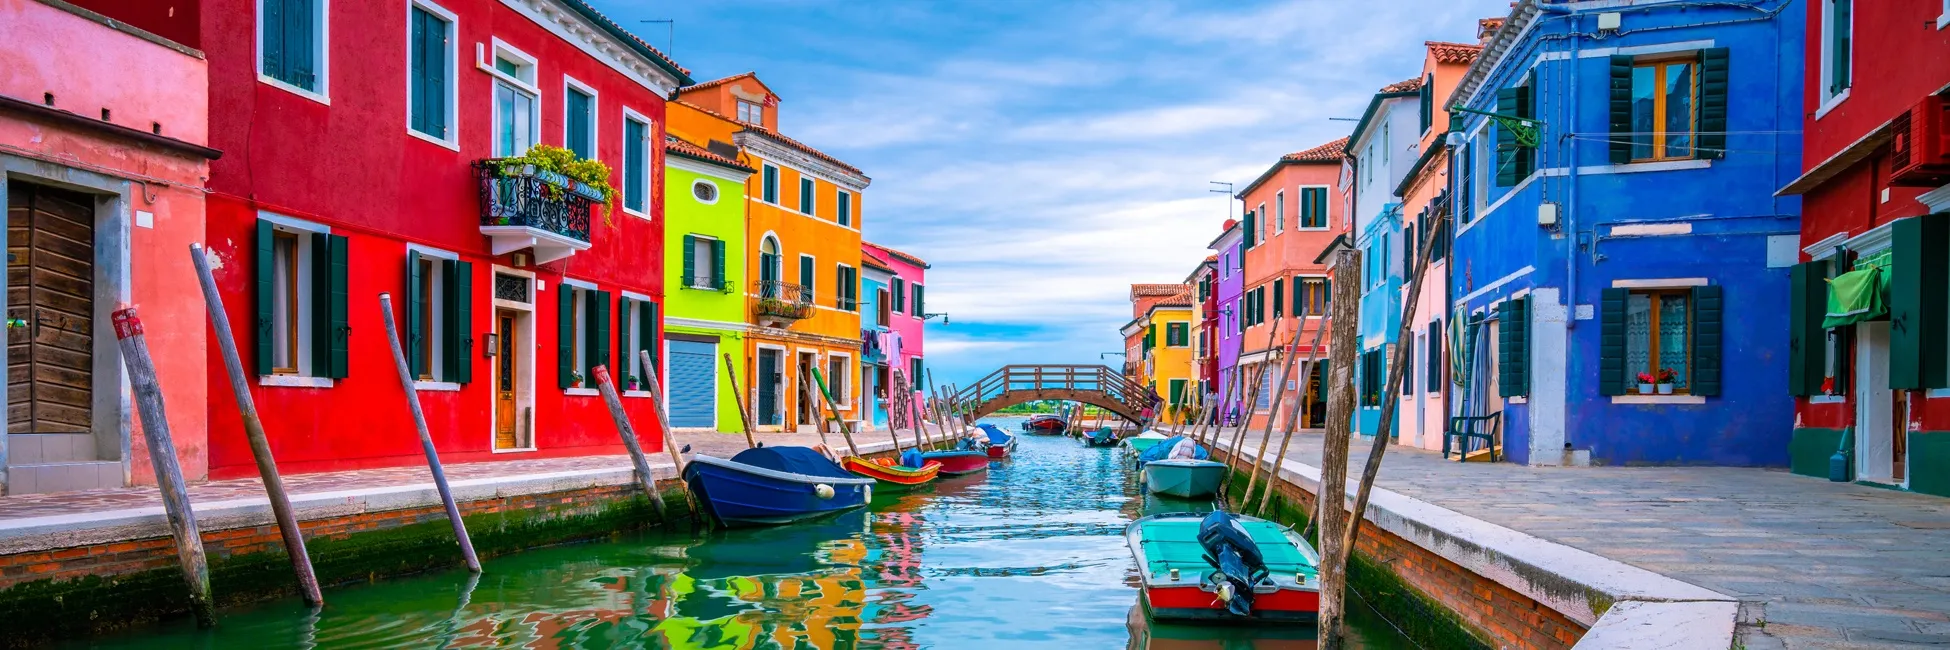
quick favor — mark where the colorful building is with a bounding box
[1776,0,1950,495]
[1448,0,1802,466]
[1207,221,1245,424]
[662,109,754,432]
[1189,257,1218,409]
[1125,283,1184,410]
[1143,293,1196,423]
[674,74,869,433]
[1236,137,1349,431]
[860,252,894,430]
[1348,78,1425,439]
[865,242,930,421]
[0,0,217,493]
[1395,40,1479,452]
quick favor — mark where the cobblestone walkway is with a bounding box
[1210,427,1950,650]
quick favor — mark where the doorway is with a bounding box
[1856,321,1905,486]
[756,347,783,427]
[796,350,820,432]
[492,309,531,450]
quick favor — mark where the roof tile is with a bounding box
[1283,136,1350,163]
[1380,77,1425,94]
[665,136,752,172]
[1427,40,1484,64]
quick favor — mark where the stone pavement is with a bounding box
[1210,426,1950,649]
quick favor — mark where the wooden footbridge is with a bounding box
[951,365,1159,423]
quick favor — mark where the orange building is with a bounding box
[672,74,869,433]
[1235,137,1350,431]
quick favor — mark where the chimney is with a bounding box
[1477,17,1506,45]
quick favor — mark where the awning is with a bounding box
[1823,264,1889,328]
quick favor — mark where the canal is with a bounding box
[73,418,1413,648]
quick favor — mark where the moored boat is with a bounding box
[1140,436,1224,498]
[683,447,876,528]
[1122,430,1171,454]
[1022,414,1068,435]
[919,449,991,476]
[977,424,1018,458]
[1081,427,1120,448]
[840,451,941,490]
[1127,511,1320,625]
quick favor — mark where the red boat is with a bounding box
[1022,414,1068,435]
[840,456,941,490]
[1127,512,1320,625]
[919,450,990,476]
[977,424,1018,459]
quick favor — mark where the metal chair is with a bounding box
[1443,413,1502,462]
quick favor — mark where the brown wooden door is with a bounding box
[7,182,94,435]
[495,310,517,449]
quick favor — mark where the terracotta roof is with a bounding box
[1131,283,1182,298]
[559,0,690,81]
[861,248,895,271]
[685,72,757,93]
[1154,293,1195,308]
[1479,17,1505,37]
[1428,40,1484,64]
[1380,77,1425,94]
[675,100,869,180]
[864,241,930,269]
[1284,136,1349,163]
[665,136,753,173]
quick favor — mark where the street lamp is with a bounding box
[921,312,950,324]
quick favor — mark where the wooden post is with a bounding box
[894,368,928,451]
[110,307,216,627]
[376,294,481,573]
[1224,362,1265,477]
[1316,248,1362,649]
[1257,304,1331,516]
[1198,365,1237,447]
[926,370,951,450]
[720,353,758,448]
[591,361,671,520]
[1242,322,1305,504]
[808,367,860,456]
[189,244,322,607]
[794,368,837,453]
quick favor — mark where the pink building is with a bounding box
[865,242,930,414]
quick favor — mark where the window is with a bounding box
[1297,278,1328,316]
[912,283,925,317]
[489,46,538,157]
[737,100,764,125]
[1166,322,1189,347]
[799,255,816,302]
[891,277,906,313]
[1457,142,1475,222]
[1626,290,1693,393]
[405,248,473,384]
[835,264,859,311]
[1629,59,1697,161]
[564,80,595,160]
[759,236,782,296]
[1420,75,1434,134]
[557,284,610,389]
[1299,187,1328,229]
[623,114,650,214]
[762,164,779,204]
[259,0,326,97]
[415,255,438,379]
[910,357,923,386]
[1169,378,1189,407]
[1274,191,1285,233]
[1495,85,1536,185]
[1823,0,1852,101]
[681,235,725,290]
[692,180,719,203]
[799,177,815,214]
[837,190,852,227]
[1403,339,1415,396]
[407,3,454,144]
[827,355,851,407]
[617,296,658,384]
[1257,203,1268,242]
[255,216,348,381]
[1272,278,1285,318]
[1427,319,1445,392]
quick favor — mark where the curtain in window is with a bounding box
[271,237,295,370]
[1626,293,1653,382]
[1658,294,1689,389]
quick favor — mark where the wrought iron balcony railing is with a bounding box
[474,160,594,244]
[754,280,815,322]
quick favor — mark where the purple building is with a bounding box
[1209,219,1245,424]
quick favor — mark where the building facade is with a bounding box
[1236,137,1349,431]
[860,253,894,430]
[1349,79,1424,439]
[865,242,929,421]
[1396,40,1479,452]
[1777,0,1950,496]
[1189,258,1218,410]
[0,0,217,493]
[1448,0,1803,466]
[1145,297,1196,423]
[662,110,752,433]
[1126,283,1183,411]
[1207,221,1245,424]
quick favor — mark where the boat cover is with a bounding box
[729,446,857,480]
[1139,436,1209,463]
[977,424,1013,444]
[899,449,926,469]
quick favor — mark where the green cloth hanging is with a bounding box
[1823,264,1888,328]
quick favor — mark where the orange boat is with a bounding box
[840,456,941,490]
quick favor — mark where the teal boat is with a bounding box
[1142,458,1227,498]
[1126,511,1320,624]
[1122,430,1170,454]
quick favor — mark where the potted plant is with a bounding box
[626,374,640,391]
[570,370,585,389]
[1656,368,1678,395]
[1636,372,1657,395]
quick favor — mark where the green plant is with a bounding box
[494,144,619,225]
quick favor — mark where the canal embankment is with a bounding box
[0,430,918,646]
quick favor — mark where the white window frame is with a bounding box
[836,189,852,227]
[1274,191,1285,233]
[561,278,597,396]
[620,291,654,397]
[1817,0,1854,115]
[837,263,857,311]
[737,99,764,125]
[691,178,721,205]
[1257,202,1268,241]
[761,163,780,205]
[827,351,853,409]
[799,176,816,215]
[1939,0,1950,29]
[404,0,459,150]
[620,107,654,219]
[1297,185,1332,231]
[798,253,817,302]
[562,75,600,160]
[407,244,461,391]
[258,212,333,388]
[910,282,924,319]
[255,0,331,104]
[479,39,540,158]
[1295,274,1329,318]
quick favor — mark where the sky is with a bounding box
[591,0,1511,388]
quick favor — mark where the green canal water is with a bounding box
[74,420,1413,649]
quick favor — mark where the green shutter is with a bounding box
[641,301,658,372]
[290,0,315,89]
[1600,288,1627,396]
[442,259,472,383]
[763,166,777,203]
[681,234,696,287]
[326,234,349,378]
[1495,87,1524,186]
[800,256,814,302]
[262,0,285,83]
[1609,55,1634,164]
[624,120,646,212]
[1403,338,1415,395]
[617,296,633,382]
[1244,209,1256,248]
[310,232,331,377]
[406,251,424,379]
[1788,261,1829,395]
[1272,278,1284,318]
[913,284,924,315]
[1697,48,1729,159]
[1831,0,1851,94]
[711,239,727,290]
[557,287,575,388]
[1692,285,1722,396]
[833,265,844,310]
[590,290,611,376]
[428,13,446,138]
[253,220,275,375]
[1890,215,1949,389]
[1419,80,1432,133]
[409,9,426,134]
[1497,297,1529,397]
[892,278,905,312]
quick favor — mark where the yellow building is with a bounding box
[672,74,869,433]
[1143,295,1196,424]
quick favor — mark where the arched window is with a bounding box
[759,236,782,297]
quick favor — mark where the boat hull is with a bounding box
[1081,428,1120,447]
[1126,512,1322,627]
[683,455,874,528]
[1141,586,1321,624]
[839,456,940,490]
[920,450,991,476]
[1022,415,1068,435]
[1143,459,1227,498]
[987,441,1015,459]
[1123,434,1168,454]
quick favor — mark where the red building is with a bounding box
[1778,0,1950,497]
[1190,257,1218,401]
[81,0,690,477]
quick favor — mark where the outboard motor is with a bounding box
[1197,511,1269,617]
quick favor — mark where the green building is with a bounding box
[662,138,753,431]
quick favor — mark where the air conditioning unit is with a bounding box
[1890,94,1950,187]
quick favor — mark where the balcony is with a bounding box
[753,280,815,327]
[474,160,595,264]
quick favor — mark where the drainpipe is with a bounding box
[1547,5,1582,331]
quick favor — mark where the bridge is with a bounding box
[951,365,1160,423]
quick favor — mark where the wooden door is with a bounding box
[756,350,781,426]
[7,183,94,435]
[494,310,518,449]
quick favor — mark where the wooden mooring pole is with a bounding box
[376,294,480,573]
[189,244,322,607]
[720,353,758,449]
[809,367,860,456]
[926,370,952,450]
[590,363,669,520]
[1316,248,1362,649]
[111,307,216,627]
[1242,321,1305,504]
[1257,302,1330,516]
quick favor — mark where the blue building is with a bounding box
[1349,78,1425,438]
[862,259,894,430]
[1446,0,1803,466]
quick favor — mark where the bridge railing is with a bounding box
[952,364,1158,417]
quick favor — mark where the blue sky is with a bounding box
[593,0,1509,388]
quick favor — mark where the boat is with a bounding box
[977,424,1018,458]
[1021,414,1068,435]
[1122,430,1171,455]
[840,450,940,491]
[919,449,991,476]
[1081,427,1121,448]
[1140,436,1226,498]
[1127,511,1321,625]
[682,446,876,528]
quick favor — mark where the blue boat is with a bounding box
[682,446,876,528]
[1138,436,1226,498]
[976,424,1018,458]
